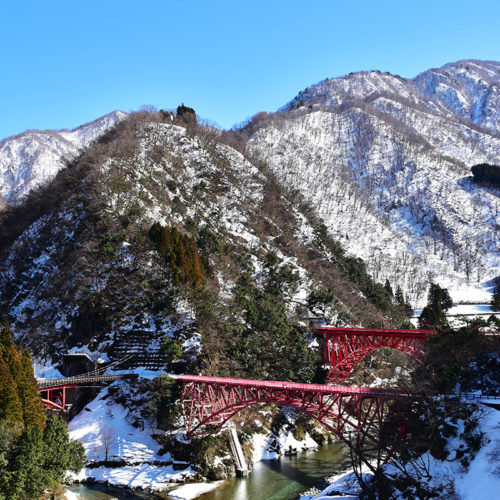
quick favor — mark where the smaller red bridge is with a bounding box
[313,327,435,381]
[177,374,418,468]
[37,374,127,411]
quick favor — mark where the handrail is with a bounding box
[37,373,129,389]
[312,326,436,337]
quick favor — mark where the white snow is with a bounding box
[167,481,223,499]
[68,383,196,491]
[249,409,319,462]
[69,385,164,463]
[249,60,500,306]
[301,405,500,500]
[454,407,500,498]
[62,489,81,500]
[300,469,369,500]
[34,361,63,380]
[71,464,195,491]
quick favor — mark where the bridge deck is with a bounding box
[175,374,416,398]
[37,373,128,389]
[313,327,435,337]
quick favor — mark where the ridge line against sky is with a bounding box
[1,0,499,139]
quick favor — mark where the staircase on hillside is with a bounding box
[110,329,168,370]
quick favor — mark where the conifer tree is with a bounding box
[0,323,25,425]
[4,426,47,499]
[419,283,452,330]
[395,286,405,306]
[384,279,393,296]
[0,357,23,424]
[0,323,12,352]
[42,414,85,481]
[0,321,83,498]
[492,282,500,311]
[0,421,22,485]
[20,350,45,430]
[0,323,24,389]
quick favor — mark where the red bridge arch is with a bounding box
[177,374,418,468]
[313,327,435,382]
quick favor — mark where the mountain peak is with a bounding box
[0,111,126,205]
[413,60,500,132]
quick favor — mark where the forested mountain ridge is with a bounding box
[246,59,500,305]
[0,111,407,376]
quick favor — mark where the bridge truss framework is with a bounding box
[178,374,417,468]
[314,327,435,381]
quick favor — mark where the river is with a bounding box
[67,442,350,500]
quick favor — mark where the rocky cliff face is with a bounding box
[247,60,500,304]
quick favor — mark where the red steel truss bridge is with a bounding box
[313,327,436,382]
[176,374,419,468]
[37,374,129,411]
[37,354,137,411]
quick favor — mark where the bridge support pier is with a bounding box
[227,423,249,477]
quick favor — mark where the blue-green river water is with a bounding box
[67,442,349,500]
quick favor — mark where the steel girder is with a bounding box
[178,375,415,468]
[314,327,435,381]
[38,384,77,411]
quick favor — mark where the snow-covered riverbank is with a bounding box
[66,382,324,497]
[301,405,500,500]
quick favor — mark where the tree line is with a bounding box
[0,322,84,499]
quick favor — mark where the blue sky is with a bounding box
[1,0,499,139]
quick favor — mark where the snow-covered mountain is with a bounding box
[0,110,126,205]
[0,111,412,490]
[1,113,404,363]
[414,60,500,133]
[1,60,499,306]
[247,59,500,304]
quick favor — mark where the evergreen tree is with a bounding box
[1,416,84,498]
[492,282,500,311]
[471,163,500,185]
[384,279,393,296]
[4,426,47,499]
[427,283,453,312]
[0,422,22,484]
[0,320,83,497]
[42,414,85,483]
[419,283,453,330]
[149,223,204,286]
[0,323,13,352]
[0,357,23,424]
[176,103,197,125]
[395,286,405,306]
[404,294,414,318]
[0,323,47,429]
[20,350,45,430]
[0,324,25,399]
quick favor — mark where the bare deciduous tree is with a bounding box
[101,427,115,462]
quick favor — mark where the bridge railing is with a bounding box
[37,373,129,389]
[434,393,500,402]
[312,326,436,337]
